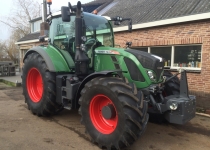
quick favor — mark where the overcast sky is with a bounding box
[0,0,92,40]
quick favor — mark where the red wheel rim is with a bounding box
[89,94,118,134]
[27,68,43,103]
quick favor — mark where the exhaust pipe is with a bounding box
[61,1,89,76]
[74,1,89,76]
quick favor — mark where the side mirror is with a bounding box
[116,16,122,21]
[114,21,121,25]
[126,42,132,48]
[39,35,46,42]
[61,6,70,22]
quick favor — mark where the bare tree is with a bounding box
[0,41,7,61]
[0,0,41,38]
[3,30,20,63]
[0,0,41,63]
[0,32,19,63]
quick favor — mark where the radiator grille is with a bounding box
[126,49,164,81]
[124,57,145,82]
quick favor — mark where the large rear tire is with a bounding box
[79,77,148,149]
[22,52,62,116]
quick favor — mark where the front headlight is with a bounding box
[169,102,178,110]
[147,70,156,81]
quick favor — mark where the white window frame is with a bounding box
[31,20,42,33]
[171,44,202,71]
[148,47,151,53]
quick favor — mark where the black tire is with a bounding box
[22,52,62,116]
[78,77,148,149]
[163,70,180,96]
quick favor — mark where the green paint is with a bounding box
[40,44,162,89]
[94,47,162,89]
[94,54,116,71]
[44,45,71,72]
[58,49,75,69]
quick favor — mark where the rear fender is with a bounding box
[23,46,70,72]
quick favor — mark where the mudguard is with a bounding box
[23,46,72,72]
[74,71,118,108]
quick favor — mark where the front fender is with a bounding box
[74,71,118,108]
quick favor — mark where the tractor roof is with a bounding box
[47,11,111,21]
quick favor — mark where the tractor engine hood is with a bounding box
[125,49,164,82]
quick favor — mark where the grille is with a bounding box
[111,56,118,62]
[154,61,164,81]
[124,57,145,82]
[114,63,121,70]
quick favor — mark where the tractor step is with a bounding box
[56,74,81,110]
[62,96,72,110]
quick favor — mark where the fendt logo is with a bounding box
[95,50,120,55]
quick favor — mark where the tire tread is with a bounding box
[79,76,148,149]
[22,52,62,116]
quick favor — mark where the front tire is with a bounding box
[79,77,148,149]
[22,52,62,116]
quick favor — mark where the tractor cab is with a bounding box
[48,12,114,69]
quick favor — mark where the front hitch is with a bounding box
[165,69,196,124]
[149,69,196,124]
[164,68,190,97]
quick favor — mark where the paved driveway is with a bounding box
[0,82,209,150]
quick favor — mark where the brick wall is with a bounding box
[114,19,210,108]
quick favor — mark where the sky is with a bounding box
[0,0,92,40]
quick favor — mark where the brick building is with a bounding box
[16,0,210,108]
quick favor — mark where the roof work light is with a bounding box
[47,0,52,5]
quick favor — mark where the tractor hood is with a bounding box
[125,49,164,82]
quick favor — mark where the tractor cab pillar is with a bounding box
[61,2,89,77]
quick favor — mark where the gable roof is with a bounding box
[103,0,210,25]
[29,17,42,23]
[17,32,40,43]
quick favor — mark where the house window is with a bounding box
[151,47,171,67]
[134,44,202,70]
[174,45,201,68]
[32,20,42,32]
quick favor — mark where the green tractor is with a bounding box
[22,1,196,149]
